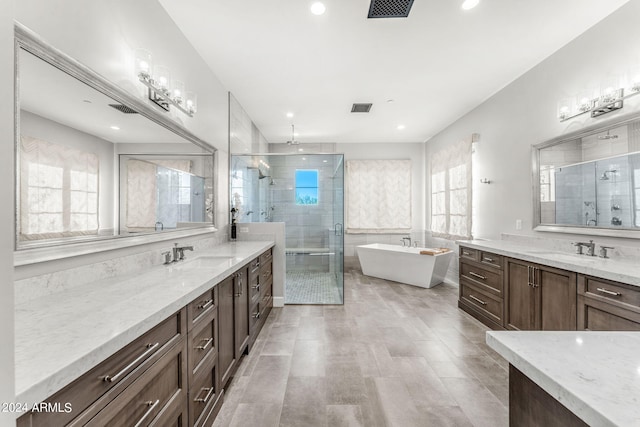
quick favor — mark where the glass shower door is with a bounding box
[331,156,344,303]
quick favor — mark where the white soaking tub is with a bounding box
[356,243,453,288]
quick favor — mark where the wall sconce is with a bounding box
[134,48,197,117]
[557,72,640,122]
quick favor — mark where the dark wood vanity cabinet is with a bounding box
[459,245,578,331]
[577,275,640,331]
[458,246,505,330]
[18,247,275,427]
[505,258,577,331]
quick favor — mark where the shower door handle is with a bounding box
[334,223,343,236]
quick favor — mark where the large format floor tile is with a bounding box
[213,269,508,427]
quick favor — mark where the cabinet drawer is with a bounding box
[578,295,640,331]
[480,251,503,269]
[249,273,261,305]
[460,281,502,323]
[189,310,217,374]
[84,339,187,427]
[190,354,220,427]
[459,246,479,261]
[260,276,273,300]
[460,262,503,294]
[249,301,262,331]
[18,310,185,427]
[582,276,640,310]
[259,248,273,265]
[259,261,273,284]
[249,257,260,275]
[187,288,216,328]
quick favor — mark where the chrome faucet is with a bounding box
[172,243,194,261]
[401,237,412,247]
[573,240,596,256]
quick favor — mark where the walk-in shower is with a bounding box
[231,154,344,304]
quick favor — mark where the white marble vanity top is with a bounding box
[457,239,640,287]
[14,240,274,406]
[487,331,640,427]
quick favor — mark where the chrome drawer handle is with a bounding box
[194,387,215,403]
[469,295,487,306]
[596,287,621,296]
[133,399,160,427]
[484,257,494,262]
[469,271,486,280]
[462,251,471,256]
[103,342,159,382]
[253,312,260,319]
[196,337,213,350]
[197,299,213,310]
[252,284,260,290]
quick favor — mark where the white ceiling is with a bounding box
[159,0,629,144]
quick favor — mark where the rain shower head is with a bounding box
[600,169,618,180]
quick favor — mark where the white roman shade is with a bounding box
[346,159,411,234]
[430,139,472,240]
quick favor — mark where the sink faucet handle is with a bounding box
[162,251,173,264]
[572,242,584,254]
[598,246,615,259]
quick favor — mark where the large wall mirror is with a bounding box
[15,24,216,256]
[533,113,640,238]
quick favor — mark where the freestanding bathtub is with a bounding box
[356,243,453,288]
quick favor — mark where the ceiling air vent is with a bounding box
[351,103,373,113]
[108,103,138,114]
[367,0,414,18]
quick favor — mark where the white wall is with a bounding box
[0,0,14,424]
[336,142,426,260]
[425,1,640,249]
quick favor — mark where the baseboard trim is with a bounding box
[273,296,285,307]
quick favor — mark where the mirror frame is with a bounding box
[14,23,218,265]
[532,111,640,239]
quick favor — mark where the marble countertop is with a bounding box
[14,240,274,406]
[487,331,640,427]
[456,239,640,287]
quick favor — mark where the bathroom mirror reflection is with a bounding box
[534,118,640,238]
[15,26,215,250]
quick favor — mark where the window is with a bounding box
[430,140,472,239]
[295,169,319,205]
[20,136,98,240]
[346,159,411,233]
[540,165,556,202]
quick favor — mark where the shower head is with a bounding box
[600,169,618,180]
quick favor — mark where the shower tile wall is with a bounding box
[555,164,596,225]
[595,157,633,227]
[269,155,339,272]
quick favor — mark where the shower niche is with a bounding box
[534,117,640,237]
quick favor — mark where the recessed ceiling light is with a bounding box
[461,0,479,10]
[110,125,120,130]
[397,125,405,130]
[83,99,92,103]
[386,99,395,103]
[302,157,307,160]
[323,160,328,163]
[286,112,294,118]
[310,2,326,15]
[294,132,299,137]
[298,148,304,152]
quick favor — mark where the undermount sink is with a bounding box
[173,255,235,269]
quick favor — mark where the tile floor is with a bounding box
[213,268,509,427]
[285,271,343,304]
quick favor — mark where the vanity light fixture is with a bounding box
[134,48,197,117]
[557,73,640,122]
